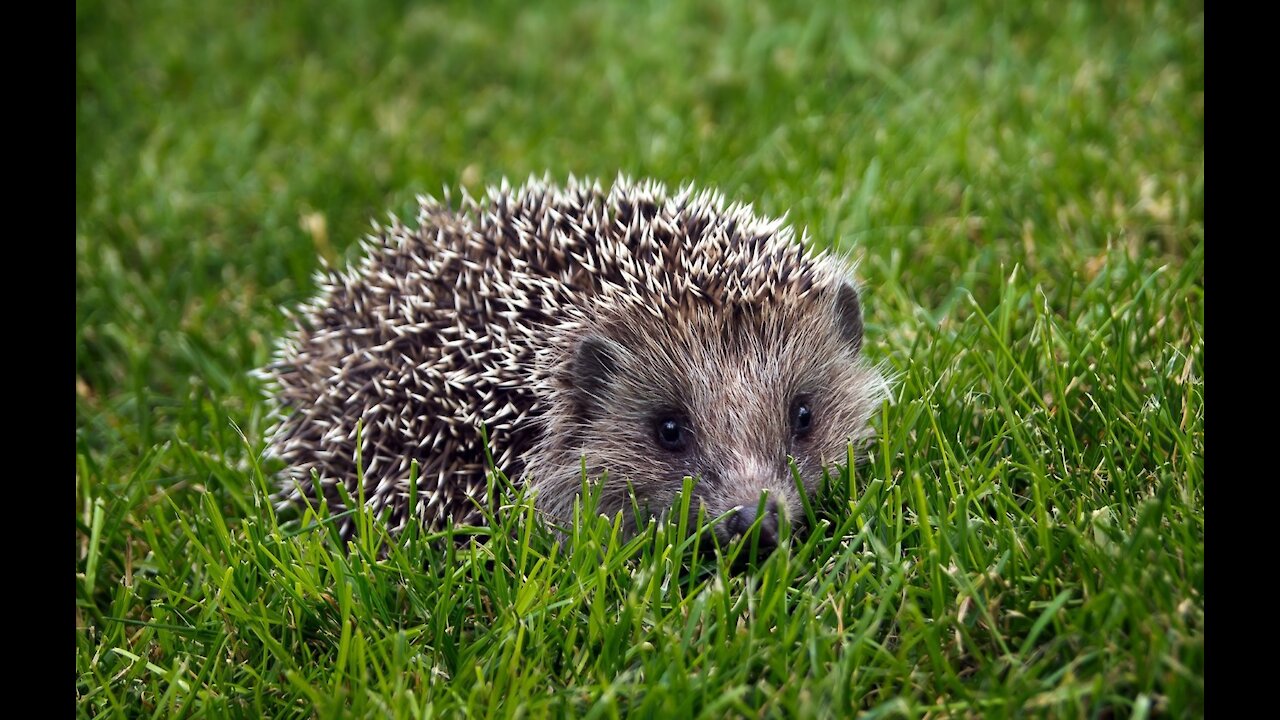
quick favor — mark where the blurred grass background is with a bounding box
[77,0,1203,716]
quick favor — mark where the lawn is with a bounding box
[76,0,1204,717]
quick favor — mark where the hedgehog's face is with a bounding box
[531,279,883,558]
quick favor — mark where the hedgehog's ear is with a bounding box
[570,334,624,408]
[833,280,864,355]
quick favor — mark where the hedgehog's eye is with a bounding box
[655,418,688,452]
[792,400,813,438]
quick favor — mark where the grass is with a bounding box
[76,0,1203,717]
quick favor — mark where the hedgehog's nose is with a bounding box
[724,498,781,555]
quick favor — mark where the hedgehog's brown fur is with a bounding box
[260,175,887,544]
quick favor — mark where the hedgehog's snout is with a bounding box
[717,497,782,556]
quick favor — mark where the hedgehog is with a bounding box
[259,175,887,553]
